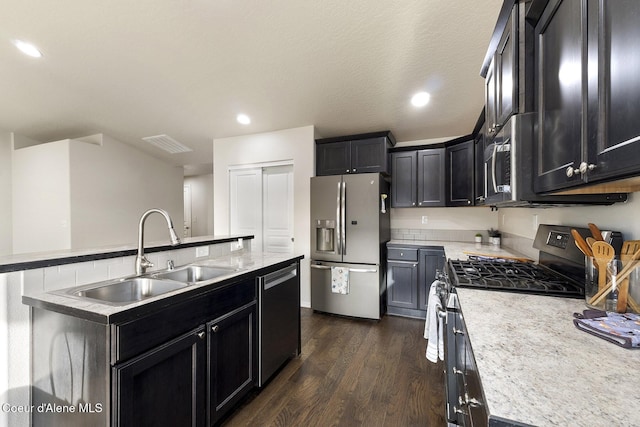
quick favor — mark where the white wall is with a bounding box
[10,135,184,255]
[70,135,183,248]
[12,140,72,253]
[0,132,12,257]
[213,125,314,306]
[499,193,640,240]
[184,174,214,237]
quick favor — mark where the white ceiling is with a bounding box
[0,0,503,173]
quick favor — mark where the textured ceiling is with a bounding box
[0,0,503,172]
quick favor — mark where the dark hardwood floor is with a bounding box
[222,308,446,427]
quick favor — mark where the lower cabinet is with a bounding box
[112,327,207,427]
[208,303,256,425]
[387,244,445,318]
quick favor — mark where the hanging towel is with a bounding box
[331,266,349,294]
[424,280,445,362]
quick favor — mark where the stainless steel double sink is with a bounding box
[61,264,240,305]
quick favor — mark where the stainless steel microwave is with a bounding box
[483,113,626,207]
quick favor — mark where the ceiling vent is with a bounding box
[142,134,192,153]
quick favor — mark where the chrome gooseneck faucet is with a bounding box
[135,208,181,275]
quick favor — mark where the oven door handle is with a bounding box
[491,143,498,193]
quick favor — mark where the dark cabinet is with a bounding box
[390,151,417,207]
[534,0,584,192]
[446,140,475,206]
[113,327,207,427]
[534,0,640,192]
[474,132,486,205]
[208,303,256,425]
[485,3,518,137]
[315,133,395,176]
[112,279,257,427]
[586,0,640,182]
[417,248,446,311]
[387,244,445,319]
[417,148,446,207]
[391,148,445,208]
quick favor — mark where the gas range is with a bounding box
[447,258,584,298]
[446,224,622,300]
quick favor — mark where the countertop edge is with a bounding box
[0,235,254,273]
[22,253,304,325]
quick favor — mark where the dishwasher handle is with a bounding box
[261,264,297,291]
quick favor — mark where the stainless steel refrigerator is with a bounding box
[310,173,390,319]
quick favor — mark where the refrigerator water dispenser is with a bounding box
[315,220,335,252]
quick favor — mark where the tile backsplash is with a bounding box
[391,228,492,242]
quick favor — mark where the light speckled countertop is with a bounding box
[23,251,303,324]
[456,288,640,427]
[387,240,530,261]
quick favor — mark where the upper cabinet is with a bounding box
[485,4,518,137]
[391,148,445,208]
[446,139,475,206]
[532,0,640,192]
[315,131,395,176]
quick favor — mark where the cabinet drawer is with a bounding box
[112,279,255,363]
[387,248,418,262]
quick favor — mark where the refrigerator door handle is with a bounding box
[310,264,331,270]
[348,267,378,273]
[341,180,346,255]
[336,181,342,255]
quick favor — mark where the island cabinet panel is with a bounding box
[208,303,256,425]
[112,327,207,427]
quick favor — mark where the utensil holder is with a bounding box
[585,256,604,310]
[586,256,640,313]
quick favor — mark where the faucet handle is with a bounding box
[167,260,175,270]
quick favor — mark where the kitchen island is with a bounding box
[456,288,640,427]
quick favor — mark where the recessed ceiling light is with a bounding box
[12,39,42,58]
[237,114,251,125]
[411,91,430,107]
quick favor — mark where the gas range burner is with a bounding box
[448,259,584,298]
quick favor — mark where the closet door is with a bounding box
[229,168,263,251]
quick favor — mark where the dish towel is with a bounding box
[331,266,349,294]
[424,280,445,362]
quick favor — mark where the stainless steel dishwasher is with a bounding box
[257,262,300,387]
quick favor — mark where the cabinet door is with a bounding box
[418,249,446,311]
[474,133,486,205]
[316,141,351,176]
[387,261,418,309]
[587,0,640,181]
[351,137,389,174]
[496,5,518,127]
[534,0,585,192]
[446,141,474,206]
[485,58,498,137]
[112,327,206,427]
[391,151,417,207]
[208,303,256,425]
[417,148,445,207]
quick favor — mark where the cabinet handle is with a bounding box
[579,162,596,174]
[346,169,350,173]
[566,165,577,178]
[452,367,464,375]
[412,202,416,206]
[453,328,465,335]
[467,200,471,205]
[197,331,206,339]
[454,407,468,416]
[211,325,220,333]
[352,168,356,172]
